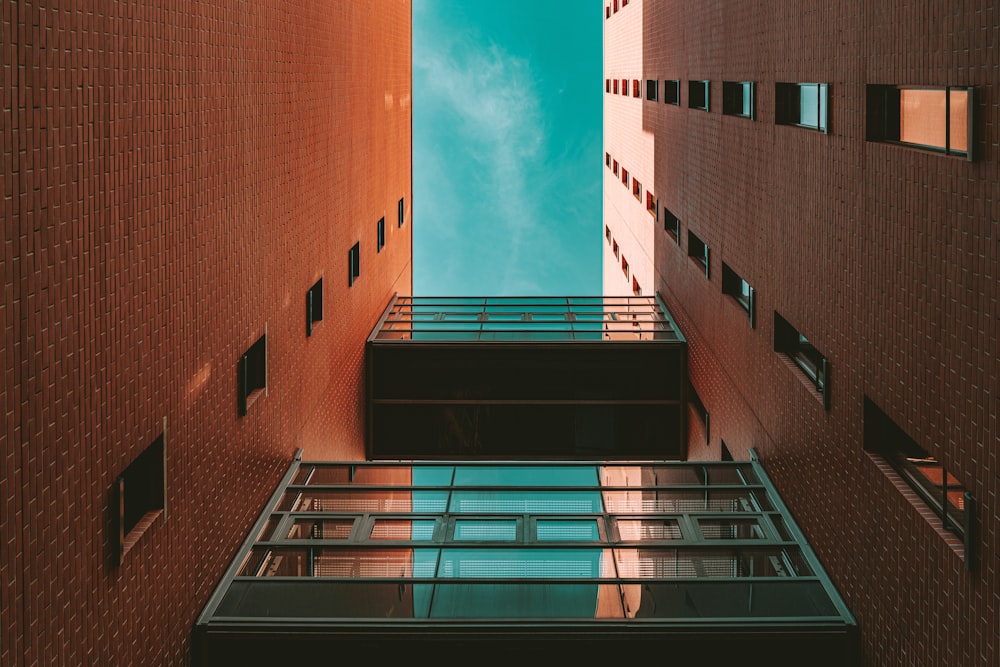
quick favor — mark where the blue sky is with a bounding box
[413,0,603,296]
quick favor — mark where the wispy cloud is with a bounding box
[415,34,545,294]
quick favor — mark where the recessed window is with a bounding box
[687,230,709,278]
[688,382,709,445]
[398,197,405,227]
[722,81,755,119]
[613,0,618,12]
[238,334,267,416]
[621,78,628,96]
[621,168,629,186]
[613,79,619,95]
[645,192,657,218]
[306,278,323,337]
[612,240,619,258]
[646,79,658,101]
[688,80,710,110]
[117,433,165,563]
[605,225,612,243]
[632,276,641,296]
[864,397,972,548]
[776,82,829,132]
[721,440,734,462]
[612,159,618,176]
[663,80,680,105]
[721,262,755,327]
[377,217,385,253]
[633,79,640,98]
[621,254,629,277]
[773,312,828,409]
[632,177,642,200]
[605,152,611,167]
[605,78,610,92]
[866,85,973,160]
[663,207,680,244]
[348,242,360,287]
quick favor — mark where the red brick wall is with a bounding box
[606,1,997,664]
[1,2,411,665]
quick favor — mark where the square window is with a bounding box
[722,81,755,119]
[864,397,971,544]
[306,278,323,337]
[776,82,829,132]
[663,80,680,105]
[773,312,829,408]
[348,242,361,287]
[866,85,973,160]
[646,79,658,101]
[117,433,165,563]
[688,80,710,110]
[377,216,385,253]
[632,178,642,200]
[663,207,680,243]
[238,334,267,416]
[721,262,755,327]
[398,197,405,227]
[633,79,640,98]
[687,230,710,278]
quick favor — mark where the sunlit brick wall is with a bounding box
[1,2,411,664]
[605,0,998,664]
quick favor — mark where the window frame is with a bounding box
[775,82,829,133]
[687,230,710,279]
[238,334,267,416]
[117,432,166,563]
[866,84,974,161]
[663,80,680,105]
[348,242,361,287]
[721,262,755,328]
[306,278,323,337]
[646,79,658,102]
[398,198,406,227]
[688,80,710,111]
[632,177,642,200]
[377,217,386,253]
[722,81,755,119]
[663,207,680,244]
[773,312,829,409]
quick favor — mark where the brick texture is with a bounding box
[605,1,997,665]
[1,2,412,665]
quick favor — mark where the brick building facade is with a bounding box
[1,2,412,664]
[603,1,997,665]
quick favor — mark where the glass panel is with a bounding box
[311,549,438,578]
[300,465,413,486]
[292,490,436,513]
[742,82,752,116]
[615,519,683,541]
[370,519,437,541]
[900,88,948,149]
[949,89,969,152]
[450,491,603,514]
[614,548,806,578]
[257,517,281,541]
[453,465,599,487]
[436,548,614,578]
[602,489,764,513]
[536,520,601,541]
[799,84,819,127]
[454,520,518,542]
[426,583,621,619]
[287,519,354,540]
[699,519,764,540]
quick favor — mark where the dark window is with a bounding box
[621,168,629,186]
[721,440,734,461]
[613,79,619,94]
[776,82,829,132]
[117,433,165,562]
[605,152,611,167]
[621,254,629,277]
[398,197,405,227]
[773,312,829,408]
[238,334,267,416]
[646,79,658,101]
[606,6,610,19]
[621,78,628,96]
[688,382,709,445]
[348,242,360,287]
[663,80,680,105]
[613,0,618,12]
[722,262,755,327]
[864,397,972,548]
[605,78,610,92]
[612,240,619,258]
[687,230,709,278]
[866,85,973,160]
[612,159,619,176]
[688,80,710,110]
[633,79,640,98]
[632,276,641,296]
[632,177,642,200]
[722,81,755,119]
[377,217,385,253]
[605,225,612,243]
[306,278,323,337]
[645,192,657,218]
[663,207,680,243]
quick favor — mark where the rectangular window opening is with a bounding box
[688,382,709,445]
[117,433,166,563]
[621,78,628,96]
[646,192,657,218]
[646,79,658,101]
[632,178,642,200]
[722,262,755,327]
[633,79,640,98]
[688,80,710,110]
[866,85,973,160]
[773,312,829,408]
[663,207,680,244]
[664,80,680,105]
[377,217,386,253]
[621,254,629,277]
[776,82,829,132]
[238,334,267,416]
[687,230,710,278]
[864,397,972,554]
[348,242,361,287]
[621,168,629,186]
[306,278,323,337]
[398,197,406,227]
[723,81,755,119]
